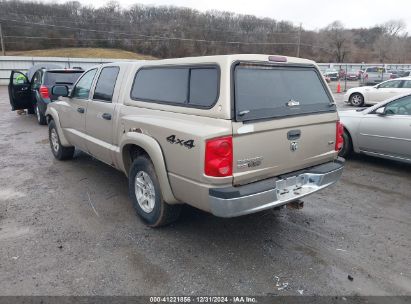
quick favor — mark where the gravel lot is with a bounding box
[0,85,410,296]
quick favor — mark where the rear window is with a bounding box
[234,63,335,121]
[131,66,219,108]
[44,71,83,86]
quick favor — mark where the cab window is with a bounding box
[72,69,97,99]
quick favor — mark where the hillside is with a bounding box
[6,48,157,60]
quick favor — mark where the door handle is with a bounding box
[287,129,301,140]
[77,107,85,113]
[102,113,112,120]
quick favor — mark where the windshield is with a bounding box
[234,63,335,121]
[44,71,84,87]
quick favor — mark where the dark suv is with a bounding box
[9,68,84,125]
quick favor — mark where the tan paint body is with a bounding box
[46,54,339,213]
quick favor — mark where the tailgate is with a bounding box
[232,61,338,185]
[232,113,338,185]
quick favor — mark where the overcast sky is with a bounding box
[56,0,411,33]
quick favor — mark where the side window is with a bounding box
[131,66,219,107]
[93,67,120,102]
[12,72,28,85]
[401,80,411,88]
[72,69,97,99]
[32,71,42,89]
[384,96,411,116]
[189,68,219,107]
[378,80,401,89]
[131,68,189,104]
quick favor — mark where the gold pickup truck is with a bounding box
[46,54,344,227]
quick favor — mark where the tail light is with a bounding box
[205,136,233,177]
[335,121,344,151]
[39,85,50,99]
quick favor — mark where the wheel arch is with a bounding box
[343,125,360,153]
[45,108,71,147]
[120,133,178,204]
[349,91,365,105]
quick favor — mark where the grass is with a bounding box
[6,48,156,60]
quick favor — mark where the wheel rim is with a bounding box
[36,105,41,122]
[351,94,363,106]
[50,128,59,153]
[134,171,156,213]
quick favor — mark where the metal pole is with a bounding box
[0,23,5,56]
[296,23,302,57]
[344,64,347,92]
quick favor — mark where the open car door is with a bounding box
[8,71,32,111]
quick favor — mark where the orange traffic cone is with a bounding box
[336,82,341,93]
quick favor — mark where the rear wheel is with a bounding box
[129,156,181,227]
[35,104,47,125]
[48,120,74,160]
[349,93,364,107]
[339,130,352,158]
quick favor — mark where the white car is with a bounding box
[339,93,411,163]
[344,77,411,107]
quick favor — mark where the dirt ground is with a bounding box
[0,86,410,296]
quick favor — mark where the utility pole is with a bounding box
[0,23,5,56]
[296,23,302,57]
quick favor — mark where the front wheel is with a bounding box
[48,120,75,160]
[129,156,181,227]
[349,93,364,107]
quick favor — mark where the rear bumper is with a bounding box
[209,158,344,217]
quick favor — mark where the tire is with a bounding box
[349,93,364,107]
[338,130,352,158]
[35,104,47,125]
[48,120,75,160]
[129,156,181,227]
[27,105,35,115]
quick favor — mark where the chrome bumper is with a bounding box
[209,159,344,218]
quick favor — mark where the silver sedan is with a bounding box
[338,93,411,163]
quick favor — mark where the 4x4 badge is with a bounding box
[290,141,299,151]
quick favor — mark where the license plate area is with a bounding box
[275,175,305,197]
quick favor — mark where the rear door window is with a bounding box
[378,80,402,88]
[234,63,334,121]
[401,80,411,88]
[93,67,120,102]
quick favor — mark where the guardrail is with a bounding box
[0,56,133,85]
[1,56,410,85]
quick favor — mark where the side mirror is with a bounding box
[375,107,385,115]
[52,85,69,97]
